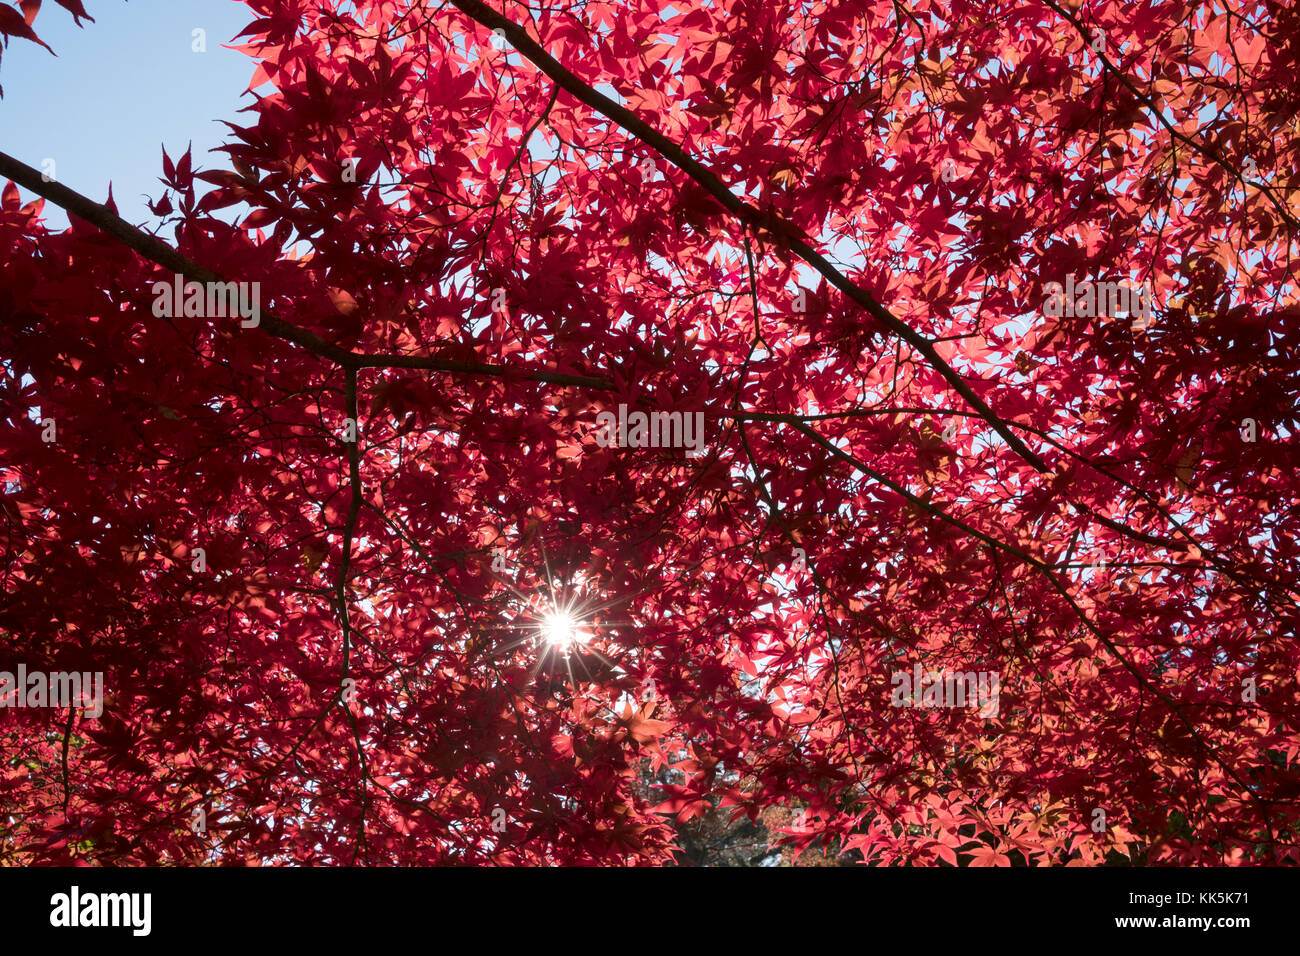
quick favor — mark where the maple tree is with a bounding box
[1,0,1298,866]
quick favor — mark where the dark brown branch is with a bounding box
[448,0,1050,473]
[1040,0,1300,234]
[0,149,618,393]
[0,150,355,364]
[785,417,1279,840]
[349,352,615,389]
[338,365,371,862]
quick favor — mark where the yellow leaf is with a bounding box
[329,288,359,315]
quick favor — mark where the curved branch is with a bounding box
[446,0,1050,473]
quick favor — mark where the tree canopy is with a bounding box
[1,0,1298,865]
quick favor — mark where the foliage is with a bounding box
[1,0,1299,865]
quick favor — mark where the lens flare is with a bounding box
[540,609,585,648]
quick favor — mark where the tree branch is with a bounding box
[447,0,1050,473]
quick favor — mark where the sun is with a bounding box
[539,609,587,649]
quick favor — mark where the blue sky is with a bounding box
[0,0,258,229]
